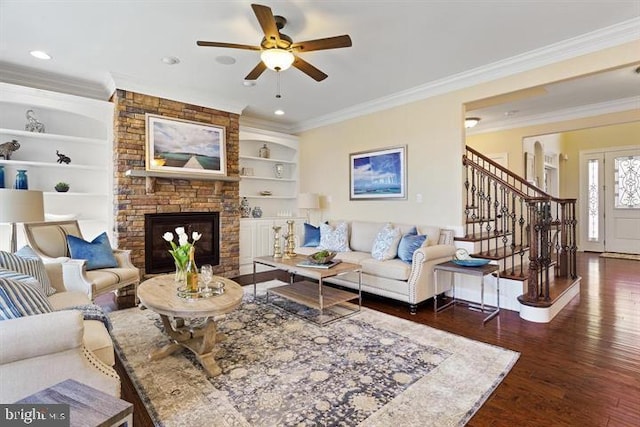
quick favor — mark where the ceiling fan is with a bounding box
[197,3,352,82]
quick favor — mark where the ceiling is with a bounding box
[1,1,639,133]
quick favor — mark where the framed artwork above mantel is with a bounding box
[145,114,227,176]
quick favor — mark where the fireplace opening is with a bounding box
[144,212,220,275]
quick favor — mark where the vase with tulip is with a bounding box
[163,227,202,284]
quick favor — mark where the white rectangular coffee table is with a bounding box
[253,255,362,325]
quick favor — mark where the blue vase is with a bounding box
[0,166,4,188]
[14,170,28,190]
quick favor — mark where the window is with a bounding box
[614,155,640,209]
[587,159,599,241]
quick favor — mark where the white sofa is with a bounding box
[296,220,456,313]
[0,262,120,402]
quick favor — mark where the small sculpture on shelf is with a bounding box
[25,110,45,133]
[56,150,71,164]
[252,206,263,218]
[274,163,284,179]
[0,140,20,160]
[54,182,70,193]
[258,143,270,159]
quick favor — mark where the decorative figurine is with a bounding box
[240,197,252,218]
[56,150,71,164]
[25,110,45,133]
[54,182,70,192]
[272,226,282,258]
[0,140,20,160]
[258,143,270,159]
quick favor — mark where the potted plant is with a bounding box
[54,182,70,192]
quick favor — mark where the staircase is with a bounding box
[461,146,581,322]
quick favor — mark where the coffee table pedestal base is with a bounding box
[149,314,226,377]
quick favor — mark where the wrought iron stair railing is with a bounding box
[463,146,577,307]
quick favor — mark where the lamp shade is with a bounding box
[0,189,45,223]
[261,48,295,71]
[298,193,320,210]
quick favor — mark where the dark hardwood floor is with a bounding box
[100,253,640,426]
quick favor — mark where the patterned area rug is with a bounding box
[599,252,640,261]
[109,281,519,426]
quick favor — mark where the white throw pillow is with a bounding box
[318,222,351,252]
[371,223,402,261]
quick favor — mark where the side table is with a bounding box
[433,260,500,324]
[15,379,133,427]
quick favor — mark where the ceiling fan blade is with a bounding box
[292,56,328,82]
[291,35,352,52]
[197,41,261,51]
[245,61,267,80]
[251,4,280,45]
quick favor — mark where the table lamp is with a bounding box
[0,189,45,252]
[298,193,320,224]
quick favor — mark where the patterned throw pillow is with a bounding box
[0,267,41,287]
[371,223,402,261]
[0,277,53,320]
[318,222,351,252]
[397,233,428,263]
[0,248,55,296]
[67,232,118,270]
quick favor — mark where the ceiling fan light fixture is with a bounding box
[465,117,481,128]
[261,48,294,71]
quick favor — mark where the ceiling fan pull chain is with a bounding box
[276,71,282,99]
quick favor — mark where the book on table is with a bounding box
[296,259,343,269]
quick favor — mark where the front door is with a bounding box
[604,148,640,254]
[580,146,640,254]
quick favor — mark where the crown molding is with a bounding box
[0,61,113,100]
[291,17,640,134]
[239,115,294,134]
[466,97,640,135]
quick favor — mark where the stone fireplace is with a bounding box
[111,89,240,278]
[144,212,220,275]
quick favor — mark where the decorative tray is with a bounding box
[177,286,224,301]
[452,259,490,267]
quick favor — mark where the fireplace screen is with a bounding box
[145,212,220,274]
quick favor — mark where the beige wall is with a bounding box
[296,40,639,231]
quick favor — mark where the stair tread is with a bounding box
[455,230,512,241]
[518,275,582,307]
[470,245,528,260]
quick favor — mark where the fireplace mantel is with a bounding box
[125,169,240,194]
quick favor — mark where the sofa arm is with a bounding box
[0,311,84,365]
[406,244,456,306]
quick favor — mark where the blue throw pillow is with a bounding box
[302,222,324,247]
[0,277,53,320]
[397,233,427,263]
[67,232,118,270]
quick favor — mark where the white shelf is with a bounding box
[0,159,106,171]
[0,128,105,145]
[239,155,296,164]
[44,192,107,197]
[240,175,296,182]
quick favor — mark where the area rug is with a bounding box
[599,252,640,261]
[109,280,519,426]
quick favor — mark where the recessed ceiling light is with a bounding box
[30,50,51,60]
[215,55,236,65]
[464,117,480,128]
[243,80,256,87]
[161,56,180,65]
[274,109,285,116]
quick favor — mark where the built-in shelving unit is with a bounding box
[239,126,299,213]
[0,82,114,244]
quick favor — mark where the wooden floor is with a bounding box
[102,253,640,426]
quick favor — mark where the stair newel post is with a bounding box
[464,157,471,237]
[493,179,500,257]
[509,191,518,276]
[541,200,552,301]
[518,197,527,277]
[478,173,486,253]
[526,200,540,301]
[559,201,569,278]
[570,200,578,279]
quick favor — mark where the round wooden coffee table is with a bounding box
[137,274,244,377]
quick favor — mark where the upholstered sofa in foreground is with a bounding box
[0,262,120,402]
[296,220,456,313]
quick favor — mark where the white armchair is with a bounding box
[23,220,140,302]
